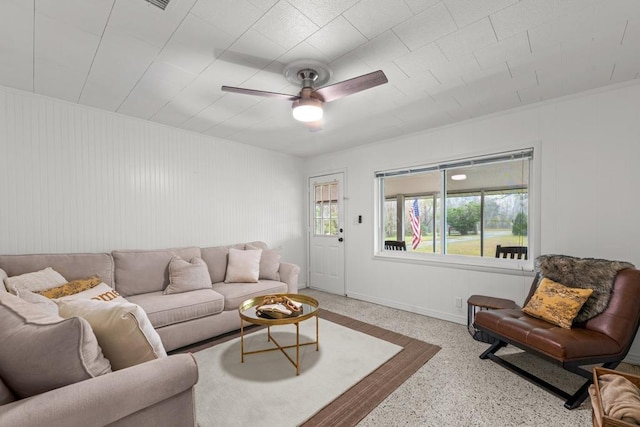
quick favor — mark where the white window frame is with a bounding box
[374,148,536,273]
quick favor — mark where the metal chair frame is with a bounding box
[384,240,406,251]
[495,244,528,260]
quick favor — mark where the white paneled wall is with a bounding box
[0,86,306,276]
[304,80,640,362]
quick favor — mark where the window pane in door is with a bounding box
[314,182,339,236]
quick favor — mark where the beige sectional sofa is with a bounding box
[0,241,300,426]
[110,242,299,351]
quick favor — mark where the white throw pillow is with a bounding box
[4,267,67,295]
[164,256,212,295]
[224,248,262,283]
[16,289,59,315]
[57,299,167,371]
[56,282,125,303]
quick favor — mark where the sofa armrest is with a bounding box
[0,354,198,427]
[279,262,300,293]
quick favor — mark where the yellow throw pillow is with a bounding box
[36,276,102,299]
[523,277,593,329]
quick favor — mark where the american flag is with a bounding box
[409,199,421,250]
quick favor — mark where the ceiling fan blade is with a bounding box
[214,49,287,74]
[221,86,298,101]
[313,70,388,103]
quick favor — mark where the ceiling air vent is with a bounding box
[145,0,170,10]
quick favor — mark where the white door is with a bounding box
[308,172,345,295]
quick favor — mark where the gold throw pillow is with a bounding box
[36,276,102,299]
[523,277,593,329]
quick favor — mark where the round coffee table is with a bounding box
[238,293,319,375]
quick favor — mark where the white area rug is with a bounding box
[194,318,402,427]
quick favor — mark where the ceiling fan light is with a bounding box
[292,98,323,122]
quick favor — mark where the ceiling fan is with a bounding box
[221,61,388,129]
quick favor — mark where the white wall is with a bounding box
[0,86,306,276]
[304,80,640,362]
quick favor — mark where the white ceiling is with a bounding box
[1,0,639,157]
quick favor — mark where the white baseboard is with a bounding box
[346,291,467,325]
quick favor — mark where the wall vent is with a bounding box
[145,0,170,10]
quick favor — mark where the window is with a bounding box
[377,149,532,266]
[314,182,339,236]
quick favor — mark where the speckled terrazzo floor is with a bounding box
[300,288,639,427]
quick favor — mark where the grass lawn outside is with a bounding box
[398,229,527,257]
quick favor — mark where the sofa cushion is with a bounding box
[200,244,244,284]
[112,247,201,296]
[164,256,212,295]
[244,241,268,250]
[0,253,115,287]
[0,377,16,405]
[247,244,281,281]
[200,246,229,284]
[36,275,102,298]
[126,289,225,328]
[225,248,261,283]
[58,299,167,370]
[3,267,67,295]
[0,292,111,398]
[201,242,269,284]
[213,280,288,311]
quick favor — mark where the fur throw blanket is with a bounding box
[536,255,634,323]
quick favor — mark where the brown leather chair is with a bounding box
[474,268,640,409]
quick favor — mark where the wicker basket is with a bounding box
[591,367,640,427]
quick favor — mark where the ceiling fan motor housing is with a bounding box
[298,69,319,88]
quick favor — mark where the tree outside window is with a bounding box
[378,149,531,260]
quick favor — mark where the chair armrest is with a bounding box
[279,262,300,293]
[0,354,198,427]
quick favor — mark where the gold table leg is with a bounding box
[240,314,320,374]
[240,320,244,363]
[296,322,300,375]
